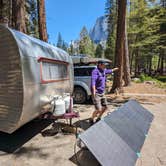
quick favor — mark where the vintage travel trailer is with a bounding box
[0,25,73,133]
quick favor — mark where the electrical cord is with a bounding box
[74,140,81,166]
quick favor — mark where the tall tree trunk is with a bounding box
[148,56,152,76]
[0,0,3,19]
[160,50,164,75]
[8,0,12,27]
[111,0,127,92]
[12,0,27,33]
[157,55,161,72]
[37,0,48,42]
[134,50,139,77]
[0,0,9,27]
[130,50,134,74]
[123,18,131,86]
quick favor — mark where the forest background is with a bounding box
[0,0,165,92]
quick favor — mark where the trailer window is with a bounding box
[38,57,69,83]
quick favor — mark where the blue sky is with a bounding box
[45,0,105,45]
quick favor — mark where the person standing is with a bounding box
[89,60,118,125]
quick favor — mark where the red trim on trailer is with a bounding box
[38,56,70,84]
[38,57,69,65]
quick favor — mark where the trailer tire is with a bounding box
[73,87,87,104]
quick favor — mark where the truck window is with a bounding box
[74,67,95,76]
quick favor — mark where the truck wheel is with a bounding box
[73,87,87,104]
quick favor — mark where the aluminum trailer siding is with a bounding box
[0,25,73,133]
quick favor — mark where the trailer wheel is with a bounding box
[73,87,87,104]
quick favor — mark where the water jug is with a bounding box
[53,97,65,115]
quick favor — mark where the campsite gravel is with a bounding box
[0,83,166,166]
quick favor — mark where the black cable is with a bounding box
[74,140,81,166]
[73,117,83,166]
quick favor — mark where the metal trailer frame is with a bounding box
[0,25,74,133]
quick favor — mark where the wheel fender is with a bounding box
[74,81,91,96]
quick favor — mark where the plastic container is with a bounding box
[53,97,65,115]
[64,95,71,112]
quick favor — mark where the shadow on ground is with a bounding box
[73,118,91,131]
[41,122,78,137]
[107,96,155,107]
[107,98,129,107]
[69,148,101,166]
[0,119,53,153]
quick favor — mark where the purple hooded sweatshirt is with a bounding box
[91,67,112,94]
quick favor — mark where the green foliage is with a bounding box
[62,41,68,51]
[80,26,89,40]
[105,0,117,60]
[138,74,166,88]
[26,0,39,38]
[68,42,74,55]
[56,32,63,48]
[79,26,95,57]
[128,0,166,75]
[139,74,146,82]
[140,74,153,82]
[95,44,104,58]
[155,76,166,82]
[56,32,69,52]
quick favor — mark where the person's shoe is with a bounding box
[89,118,94,125]
[95,118,101,123]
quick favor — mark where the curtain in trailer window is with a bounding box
[50,63,58,79]
[42,62,51,80]
[42,61,68,81]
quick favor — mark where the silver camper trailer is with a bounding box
[0,25,74,133]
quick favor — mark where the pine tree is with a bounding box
[157,1,166,74]
[128,0,166,76]
[79,26,95,57]
[95,44,104,58]
[105,0,117,60]
[80,26,89,40]
[62,41,68,51]
[56,32,63,48]
[128,0,150,75]
[68,41,74,55]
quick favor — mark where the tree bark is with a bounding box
[111,0,127,93]
[130,50,134,74]
[160,50,164,75]
[8,0,12,27]
[0,0,3,19]
[123,18,131,86]
[157,54,161,72]
[12,0,27,33]
[148,56,152,76]
[37,0,48,42]
[134,50,139,77]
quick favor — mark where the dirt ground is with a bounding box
[0,83,166,166]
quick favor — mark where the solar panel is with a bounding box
[79,100,153,166]
[125,100,154,122]
[79,121,138,166]
[104,111,146,152]
[116,104,152,135]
